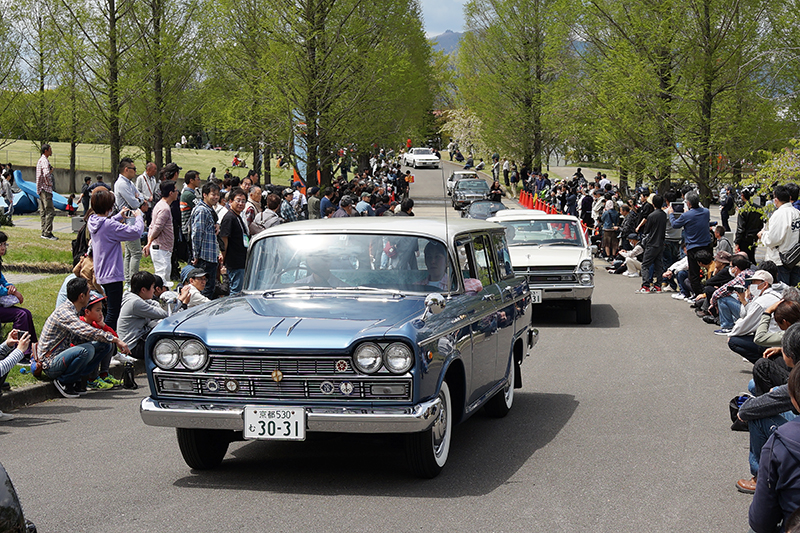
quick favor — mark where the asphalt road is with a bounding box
[1,163,754,532]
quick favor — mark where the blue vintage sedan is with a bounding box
[140,217,536,478]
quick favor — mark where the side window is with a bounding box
[491,232,514,279]
[455,238,474,281]
[473,234,496,287]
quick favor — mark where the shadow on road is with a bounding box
[532,303,619,328]
[172,392,578,497]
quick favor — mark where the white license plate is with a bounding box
[530,289,543,304]
[244,406,306,441]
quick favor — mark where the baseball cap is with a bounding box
[87,291,106,307]
[627,233,638,240]
[745,270,773,284]
[283,188,294,196]
[184,267,208,282]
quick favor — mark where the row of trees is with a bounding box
[453,0,800,197]
[0,0,436,186]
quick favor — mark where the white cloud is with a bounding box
[419,0,464,37]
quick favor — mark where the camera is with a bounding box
[671,202,685,213]
[733,285,746,293]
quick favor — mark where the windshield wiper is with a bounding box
[333,286,406,298]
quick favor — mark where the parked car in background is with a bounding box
[452,179,490,210]
[0,462,36,532]
[488,210,595,324]
[402,147,440,169]
[140,218,536,478]
[446,170,479,196]
[461,200,508,220]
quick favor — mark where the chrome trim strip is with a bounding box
[269,318,285,336]
[140,396,443,433]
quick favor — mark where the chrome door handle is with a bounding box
[482,294,495,301]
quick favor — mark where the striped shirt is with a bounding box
[35,154,53,194]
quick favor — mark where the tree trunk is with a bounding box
[108,0,121,175]
[263,146,271,185]
[152,0,164,169]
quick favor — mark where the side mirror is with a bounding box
[589,245,598,255]
[415,293,446,327]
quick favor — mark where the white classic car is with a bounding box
[402,147,440,169]
[487,210,595,324]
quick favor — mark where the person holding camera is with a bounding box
[723,270,783,362]
[709,254,754,332]
[114,158,149,285]
[668,191,712,297]
[88,186,144,331]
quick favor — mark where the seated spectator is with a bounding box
[695,250,734,320]
[0,231,37,359]
[153,275,169,300]
[180,268,211,308]
[714,225,733,255]
[117,271,168,360]
[37,277,130,398]
[748,364,800,531]
[0,329,30,421]
[725,270,783,361]
[752,297,800,396]
[709,254,754,332]
[619,234,643,277]
[686,248,714,303]
[79,291,121,389]
[737,323,800,495]
[664,248,690,298]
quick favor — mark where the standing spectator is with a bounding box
[250,193,283,235]
[180,170,201,254]
[502,158,510,187]
[600,200,620,260]
[36,143,56,240]
[280,188,298,222]
[243,186,262,227]
[114,157,148,284]
[714,226,733,255]
[307,187,321,219]
[759,185,800,287]
[159,162,183,280]
[143,181,177,285]
[736,189,764,264]
[208,167,217,183]
[720,185,735,231]
[668,191,712,297]
[136,162,158,224]
[638,195,667,292]
[332,196,356,218]
[88,186,144,330]
[319,187,334,217]
[1,170,13,222]
[38,277,130,398]
[79,176,92,215]
[220,188,249,296]
[292,182,308,219]
[189,182,220,299]
[489,180,503,202]
[356,192,375,216]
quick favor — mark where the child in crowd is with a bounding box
[66,194,77,217]
[79,291,123,389]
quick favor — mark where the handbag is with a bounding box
[383,241,398,258]
[0,294,19,307]
[729,392,753,423]
[122,363,138,389]
[779,242,800,269]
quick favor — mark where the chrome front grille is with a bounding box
[514,266,577,285]
[155,355,412,401]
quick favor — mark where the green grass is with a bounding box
[0,139,297,187]
[7,364,38,388]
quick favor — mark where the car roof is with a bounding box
[251,217,503,246]
[487,210,582,223]
[450,171,477,177]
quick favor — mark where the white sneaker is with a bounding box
[671,293,685,300]
[0,410,14,422]
[113,353,136,365]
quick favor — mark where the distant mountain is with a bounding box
[430,30,462,55]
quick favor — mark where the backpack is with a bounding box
[71,221,89,267]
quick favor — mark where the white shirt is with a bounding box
[136,172,157,203]
[761,202,800,265]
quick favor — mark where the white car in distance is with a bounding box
[403,147,440,169]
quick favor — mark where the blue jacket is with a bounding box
[750,417,800,532]
[670,207,711,250]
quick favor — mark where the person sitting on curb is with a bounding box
[37,277,130,398]
[749,363,800,531]
[724,271,783,360]
[79,291,122,390]
[0,329,31,421]
[618,234,643,277]
[117,271,169,360]
[736,323,800,494]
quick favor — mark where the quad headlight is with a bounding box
[354,343,383,374]
[579,259,594,272]
[384,343,413,374]
[153,339,180,370]
[180,340,208,371]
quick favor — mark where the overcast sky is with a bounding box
[420,0,464,37]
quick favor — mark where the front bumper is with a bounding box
[530,283,594,301]
[140,396,443,434]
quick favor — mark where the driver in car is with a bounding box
[295,255,346,287]
[418,242,453,291]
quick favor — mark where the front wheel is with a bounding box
[576,299,592,324]
[176,428,231,470]
[485,358,515,418]
[405,381,452,478]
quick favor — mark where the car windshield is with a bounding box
[469,202,507,216]
[498,219,585,247]
[246,233,458,293]
[414,148,433,155]
[457,180,489,192]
